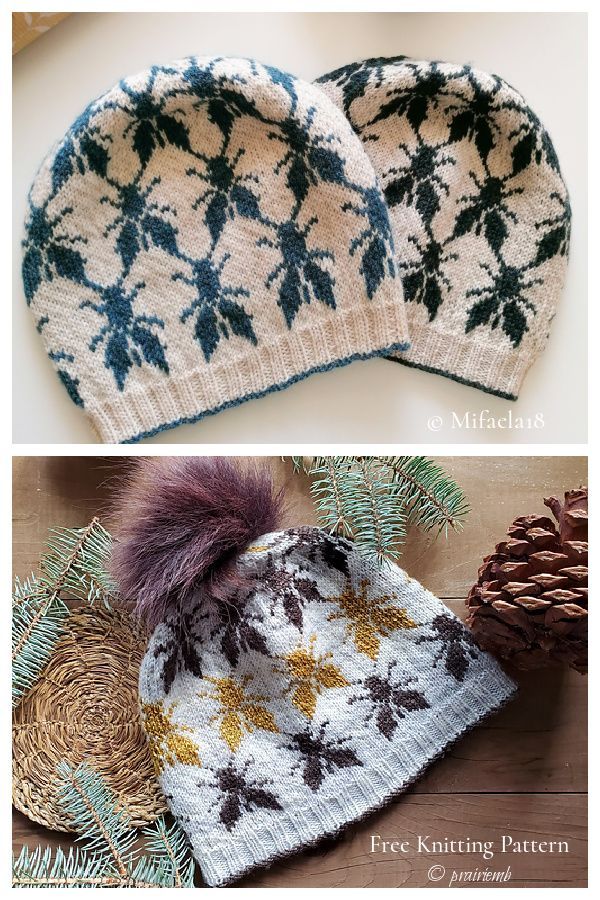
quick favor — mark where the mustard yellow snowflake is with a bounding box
[141,700,201,775]
[281,633,349,719]
[327,578,417,660]
[198,675,279,752]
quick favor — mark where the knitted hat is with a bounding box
[22,57,409,443]
[111,458,516,887]
[316,57,571,399]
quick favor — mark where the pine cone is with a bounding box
[466,489,588,673]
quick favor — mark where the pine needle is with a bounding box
[381,456,470,536]
[12,575,69,707]
[12,520,116,708]
[293,455,469,562]
[39,519,115,603]
[13,763,195,888]
[57,762,135,872]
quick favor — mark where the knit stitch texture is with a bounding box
[316,57,571,399]
[23,57,409,443]
[139,527,516,886]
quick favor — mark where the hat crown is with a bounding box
[24,56,408,442]
[139,525,515,886]
[317,55,571,399]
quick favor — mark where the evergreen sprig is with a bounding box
[12,844,116,889]
[12,574,69,707]
[39,519,115,603]
[291,455,469,561]
[12,519,115,708]
[12,763,195,888]
[382,455,471,536]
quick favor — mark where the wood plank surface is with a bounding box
[241,794,587,888]
[12,455,588,887]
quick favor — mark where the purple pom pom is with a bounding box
[110,457,283,630]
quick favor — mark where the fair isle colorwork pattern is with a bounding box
[139,528,516,887]
[23,57,409,443]
[316,57,570,399]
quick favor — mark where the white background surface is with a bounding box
[12,11,587,445]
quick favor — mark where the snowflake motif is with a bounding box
[50,105,112,193]
[22,202,87,304]
[315,55,408,116]
[443,71,505,164]
[399,233,458,321]
[152,611,204,696]
[367,62,458,134]
[349,661,430,740]
[101,175,179,273]
[282,528,352,578]
[507,105,561,174]
[110,65,191,169]
[174,58,266,142]
[172,57,223,105]
[383,142,456,225]
[198,674,279,752]
[258,216,336,327]
[141,700,201,775]
[80,278,169,390]
[451,171,524,255]
[175,253,256,362]
[269,106,346,207]
[209,601,269,669]
[262,555,322,629]
[186,147,262,247]
[465,259,542,348]
[206,759,282,831]
[287,722,363,791]
[327,577,417,660]
[416,613,480,682]
[533,192,571,267]
[277,634,349,720]
[342,185,396,298]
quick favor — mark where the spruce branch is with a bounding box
[13,845,119,888]
[310,456,354,537]
[57,761,135,874]
[39,518,115,603]
[12,519,115,708]
[13,763,195,888]
[291,455,468,561]
[348,457,407,560]
[381,456,470,536]
[136,817,196,887]
[12,575,69,707]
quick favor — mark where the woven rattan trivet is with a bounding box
[13,604,167,831]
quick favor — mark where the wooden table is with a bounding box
[12,456,588,888]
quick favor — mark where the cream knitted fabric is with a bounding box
[22,57,409,442]
[139,527,516,886]
[316,57,571,399]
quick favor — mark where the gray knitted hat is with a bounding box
[22,56,409,443]
[317,56,571,399]
[111,459,516,887]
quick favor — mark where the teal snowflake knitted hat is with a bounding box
[22,57,409,443]
[111,458,516,887]
[316,56,571,399]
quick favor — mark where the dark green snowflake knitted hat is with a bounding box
[316,56,571,399]
[22,56,409,442]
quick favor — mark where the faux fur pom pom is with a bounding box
[110,457,283,630]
